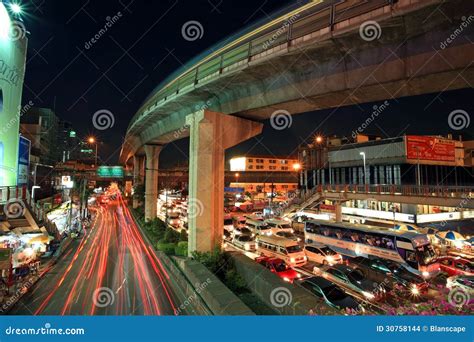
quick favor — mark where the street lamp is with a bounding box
[359,152,367,184]
[292,163,301,172]
[315,135,323,144]
[234,172,240,183]
[87,137,98,166]
[10,3,22,15]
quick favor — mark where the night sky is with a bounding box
[20,0,474,168]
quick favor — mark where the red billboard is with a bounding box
[406,136,455,162]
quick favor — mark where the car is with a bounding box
[255,257,302,283]
[437,256,473,277]
[446,275,474,294]
[350,257,429,296]
[233,226,253,237]
[224,218,234,232]
[246,219,273,236]
[166,217,181,228]
[233,216,246,229]
[265,219,295,234]
[275,231,301,242]
[299,276,362,310]
[232,234,256,251]
[324,264,383,301]
[223,229,232,242]
[304,243,342,265]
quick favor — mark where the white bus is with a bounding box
[256,235,307,267]
[304,220,440,277]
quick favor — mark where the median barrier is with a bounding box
[230,252,340,315]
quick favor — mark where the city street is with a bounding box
[9,197,179,315]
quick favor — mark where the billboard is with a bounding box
[0,4,27,187]
[17,136,30,186]
[97,166,124,178]
[406,136,455,163]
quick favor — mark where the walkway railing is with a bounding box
[314,184,473,199]
[129,0,397,132]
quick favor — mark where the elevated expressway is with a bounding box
[120,0,474,255]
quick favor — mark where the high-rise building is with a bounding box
[57,120,80,162]
[20,107,59,165]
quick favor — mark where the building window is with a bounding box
[280,160,288,164]
[394,165,401,185]
[269,159,276,164]
[379,166,385,184]
[248,159,253,162]
[248,165,253,169]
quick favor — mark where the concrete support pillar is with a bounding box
[144,145,162,222]
[186,110,263,255]
[139,155,146,184]
[132,155,141,209]
[335,202,342,223]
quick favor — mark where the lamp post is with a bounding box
[87,137,98,166]
[359,152,367,185]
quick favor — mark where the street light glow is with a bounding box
[10,3,22,14]
[88,137,96,144]
[293,163,301,171]
[315,135,323,144]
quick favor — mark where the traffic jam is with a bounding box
[223,212,473,314]
[156,190,472,314]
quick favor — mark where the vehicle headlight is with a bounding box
[297,273,302,278]
[326,256,334,263]
[422,271,430,278]
[362,291,375,300]
[245,244,250,250]
[290,258,296,263]
[411,285,420,296]
[290,229,294,233]
[283,277,290,282]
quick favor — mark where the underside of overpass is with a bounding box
[121,0,474,256]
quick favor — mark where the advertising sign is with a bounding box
[61,175,74,189]
[0,7,27,187]
[406,136,455,163]
[17,136,30,186]
[97,166,124,178]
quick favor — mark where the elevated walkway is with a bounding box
[293,184,474,212]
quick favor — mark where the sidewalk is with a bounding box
[0,236,73,314]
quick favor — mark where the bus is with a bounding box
[304,220,440,278]
[256,235,307,267]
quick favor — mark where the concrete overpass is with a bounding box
[120,0,474,255]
